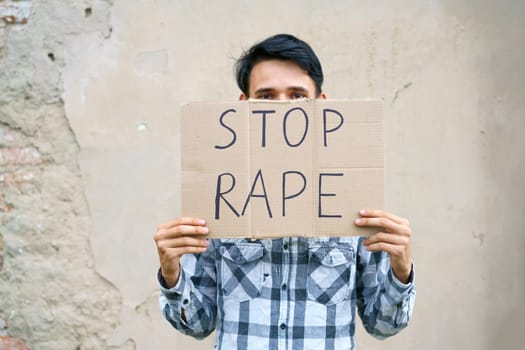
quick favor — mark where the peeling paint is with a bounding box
[473,232,486,246]
[392,81,413,104]
[0,1,32,25]
[136,123,148,132]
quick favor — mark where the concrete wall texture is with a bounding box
[0,0,523,349]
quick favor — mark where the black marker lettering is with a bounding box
[241,169,272,218]
[214,109,237,150]
[215,172,240,219]
[252,110,276,147]
[318,172,344,218]
[283,107,309,147]
[282,171,307,216]
[322,109,344,147]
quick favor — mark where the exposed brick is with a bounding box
[0,147,42,166]
[0,336,29,350]
[0,126,20,147]
[0,170,35,188]
[0,195,14,213]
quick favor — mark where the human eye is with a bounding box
[291,92,307,99]
[256,94,273,100]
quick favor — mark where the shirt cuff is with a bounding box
[386,263,415,301]
[393,263,415,285]
[157,268,185,299]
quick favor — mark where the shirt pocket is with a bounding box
[307,243,355,306]
[220,242,264,302]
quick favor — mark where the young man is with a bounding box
[154,34,415,349]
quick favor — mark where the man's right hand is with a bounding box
[153,217,210,288]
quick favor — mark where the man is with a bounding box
[154,34,415,349]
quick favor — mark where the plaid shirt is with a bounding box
[159,236,415,349]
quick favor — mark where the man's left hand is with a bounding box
[355,209,412,283]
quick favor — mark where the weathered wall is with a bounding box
[1,0,524,349]
[0,1,124,349]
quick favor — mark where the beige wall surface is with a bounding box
[1,0,524,349]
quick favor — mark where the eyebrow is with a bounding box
[287,86,309,92]
[253,88,276,95]
[253,86,310,95]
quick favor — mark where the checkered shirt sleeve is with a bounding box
[355,238,415,339]
[158,241,218,339]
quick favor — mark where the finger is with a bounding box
[364,232,409,246]
[158,217,207,230]
[355,217,410,236]
[364,241,406,255]
[158,236,210,250]
[359,209,410,226]
[158,239,210,259]
[154,224,209,241]
[158,236,209,248]
[173,224,209,236]
[160,245,210,260]
[364,241,412,283]
[173,245,209,255]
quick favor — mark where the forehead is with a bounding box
[249,59,316,94]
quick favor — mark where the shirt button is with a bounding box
[283,243,288,250]
[183,299,189,305]
[280,323,286,330]
[282,284,287,291]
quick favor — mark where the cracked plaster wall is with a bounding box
[1,0,524,349]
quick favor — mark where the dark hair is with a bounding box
[235,34,324,97]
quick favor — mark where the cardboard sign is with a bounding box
[181,99,384,238]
